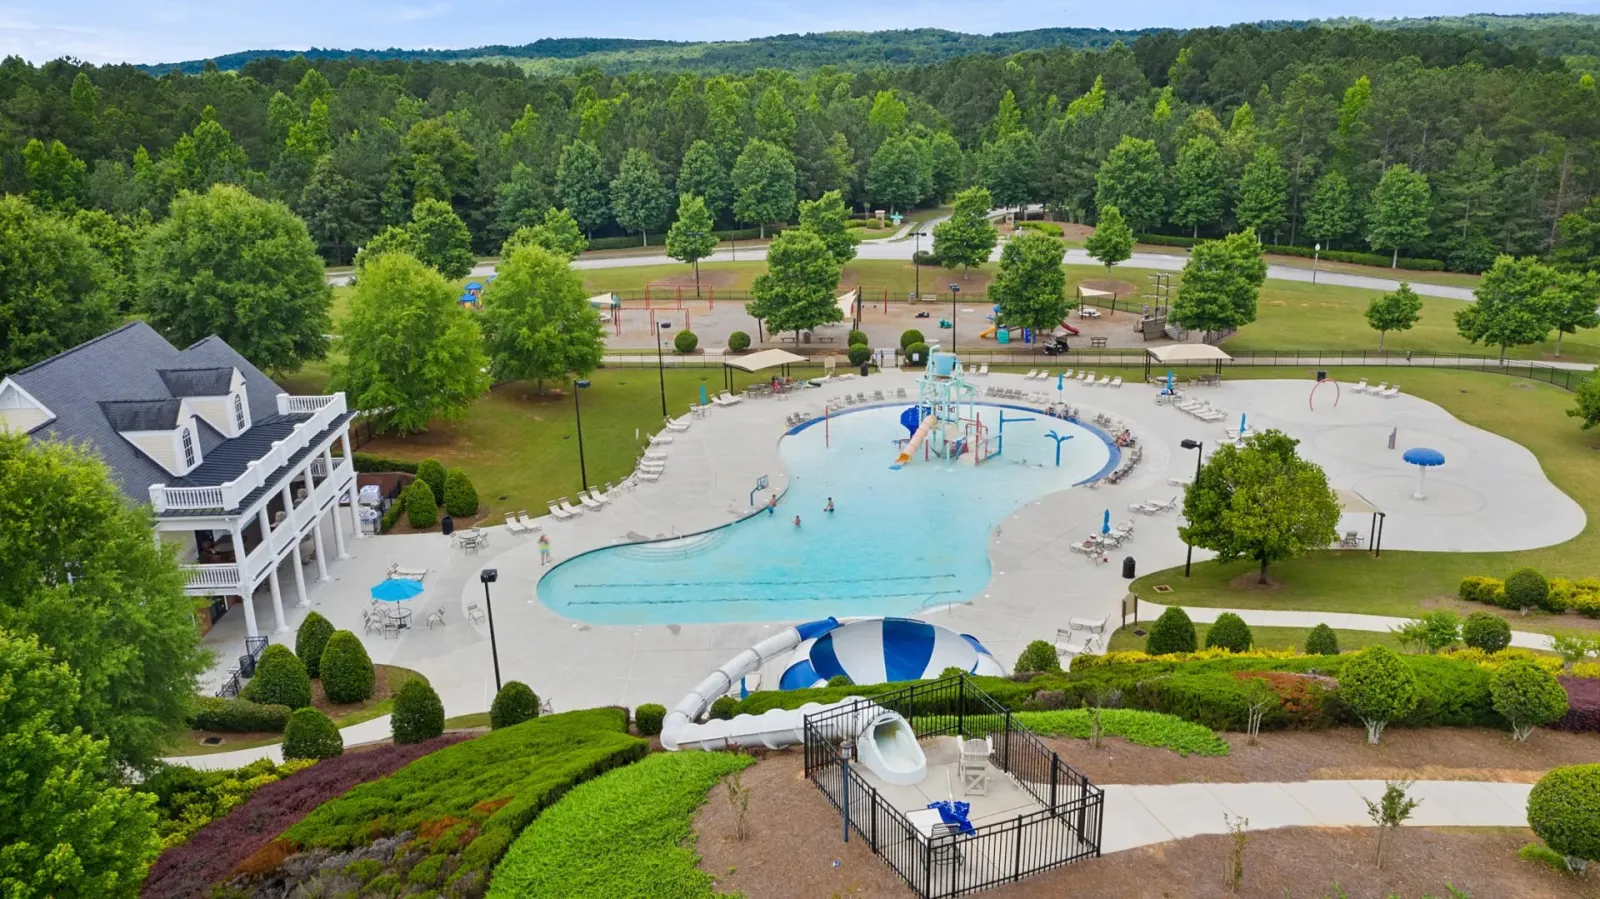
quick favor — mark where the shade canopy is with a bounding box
[1336,489,1382,515]
[724,348,807,372]
[1145,344,1235,364]
[1403,447,1446,467]
[370,579,424,602]
[587,293,621,309]
[1078,286,1114,298]
[836,287,860,321]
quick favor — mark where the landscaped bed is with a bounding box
[221,708,647,897]
[488,750,753,898]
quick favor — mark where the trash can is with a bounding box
[441,515,455,536]
[802,331,812,344]
[239,652,256,678]
[860,362,870,377]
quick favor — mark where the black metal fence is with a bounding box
[216,635,272,698]
[802,675,1103,898]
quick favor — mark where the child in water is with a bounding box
[824,497,834,513]
[793,515,802,528]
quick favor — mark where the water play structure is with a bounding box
[891,352,998,469]
[662,616,1004,784]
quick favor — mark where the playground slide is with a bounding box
[979,325,998,340]
[1059,319,1081,336]
[891,414,938,470]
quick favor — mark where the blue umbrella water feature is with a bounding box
[371,578,425,602]
[1402,447,1446,500]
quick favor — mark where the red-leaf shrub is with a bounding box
[140,734,470,899]
[1551,676,1600,733]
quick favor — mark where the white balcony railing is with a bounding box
[149,392,348,514]
[182,563,243,591]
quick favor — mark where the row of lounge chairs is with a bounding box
[1129,495,1179,515]
[1022,369,1125,388]
[1353,379,1402,398]
[1069,521,1137,557]
[1172,397,1227,422]
[503,511,543,534]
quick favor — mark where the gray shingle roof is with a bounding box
[99,399,185,431]
[7,322,293,500]
[158,367,234,397]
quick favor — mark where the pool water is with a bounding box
[537,405,1116,625]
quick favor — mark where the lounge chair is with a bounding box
[1380,385,1401,398]
[504,512,530,535]
[648,433,673,446]
[559,498,586,516]
[1128,501,1159,515]
[1110,376,1123,388]
[643,449,669,461]
[639,469,661,482]
[977,363,989,376]
[1371,382,1388,396]
[1148,495,1179,511]
[387,563,428,580]
[1068,540,1100,555]
[588,487,612,506]
[1352,378,1369,393]
[515,511,543,533]
[665,416,691,432]
[1075,371,1089,382]
[1024,369,1039,380]
[548,502,573,521]
[1061,369,1074,380]
[1096,376,1111,387]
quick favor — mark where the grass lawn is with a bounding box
[1133,366,1600,634]
[1108,623,1408,654]
[1130,242,1484,290]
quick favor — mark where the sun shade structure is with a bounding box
[1143,344,1233,381]
[1336,488,1388,555]
[371,578,424,602]
[1403,447,1446,500]
[722,348,807,392]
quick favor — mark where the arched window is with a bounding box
[181,428,196,467]
[233,393,247,430]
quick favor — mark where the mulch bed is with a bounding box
[694,732,1600,899]
[142,734,472,899]
[1049,726,1600,786]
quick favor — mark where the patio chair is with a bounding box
[362,609,384,636]
[665,416,691,432]
[1380,385,1401,398]
[958,737,992,796]
[1110,376,1124,388]
[426,607,447,629]
[896,388,908,398]
[977,363,989,376]
[559,498,586,517]
[504,513,529,535]
[548,502,573,521]
[873,390,885,401]
[387,563,427,580]
[515,511,542,534]
[466,602,486,624]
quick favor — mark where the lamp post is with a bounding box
[948,282,961,354]
[479,568,502,693]
[913,230,922,299]
[1312,243,1321,286]
[573,379,591,490]
[655,321,672,418]
[1180,438,1203,576]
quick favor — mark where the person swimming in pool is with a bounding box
[767,494,777,515]
[793,515,802,527]
[824,497,834,513]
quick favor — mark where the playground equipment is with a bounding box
[1059,319,1081,336]
[778,617,1006,689]
[979,324,999,340]
[1403,447,1446,499]
[890,352,997,469]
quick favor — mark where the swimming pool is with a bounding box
[536,404,1117,625]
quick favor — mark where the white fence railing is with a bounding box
[182,563,243,590]
[149,393,347,514]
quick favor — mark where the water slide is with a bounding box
[1059,319,1081,336]
[979,325,998,339]
[891,414,938,469]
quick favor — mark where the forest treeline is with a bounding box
[5,21,1600,274]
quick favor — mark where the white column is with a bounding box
[267,567,289,633]
[312,519,331,582]
[339,433,365,541]
[291,540,311,608]
[239,591,259,638]
[330,492,350,559]
[257,506,273,545]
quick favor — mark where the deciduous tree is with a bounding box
[1571,374,1600,431]
[1544,269,1600,357]
[137,184,330,374]
[678,139,732,222]
[989,230,1067,335]
[609,148,671,246]
[665,193,718,296]
[335,253,488,434]
[1455,255,1555,362]
[1234,146,1288,241]
[555,140,610,236]
[797,189,858,265]
[0,196,117,374]
[732,138,797,238]
[479,244,605,391]
[1170,229,1266,339]
[749,229,842,341]
[22,138,86,211]
[979,130,1037,211]
[866,135,924,213]
[933,186,997,278]
[500,207,587,260]
[1304,170,1358,250]
[406,198,476,279]
[1364,283,1423,351]
[1367,164,1432,268]
[1084,204,1134,285]
[1095,136,1165,233]
[1173,135,1225,238]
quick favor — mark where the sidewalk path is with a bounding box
[161,715,394,771]
[1101,779,1531,853]
[1140,602,1559,652]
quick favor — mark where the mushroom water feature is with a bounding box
[1403,447,1446,499]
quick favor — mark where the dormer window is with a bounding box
[181,428,196,467]
[233,393,247,431]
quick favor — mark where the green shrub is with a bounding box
[286,709,646,888]
[826,674,852,687]
[486,750,754,898]
[904,341,930,363]
[1340,646,1421,743]
[415,458,446,503]
[911,249,940,266]
[404,479,438,529]
[1462,612,1512,652]
[673,329,698,354]
[442,467,479,517]
[634,703,666,736]
[295,612,336,679]
[1505,567,1550,611]
[1146,607,1198,655]
[319,631,375,704]
[1018,221,1065,237]
[490,682,540,730]
[847,329,868,346]
[283,707,344,760]
[1491,660,1570,740]
[408,855,445,887]
[940,666,966,679]
[1009,709,1229,756]
[1574,592,1600,619]
[727,331,751,352]
[1015,639,1063,674]
[1400,654,1498,728]
[190,696,292,732]
[1305,623,1339,656]
[1135,673,1280,731]
[847,344,873,366]
[352,453,420,474]
[1527,765,1600,868]
[1518,842,1575,874]
[899,329,925,350]
[1204,613,1253,653]
[708,696,738,720]
[379,502,403,533]
[1547,578,1576,613]
[1459,575,1506,604]
[241,644,311,710]
[392,679,444,744]
[1392,611,1461,654]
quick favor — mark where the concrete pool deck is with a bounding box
[190,370,1583,731]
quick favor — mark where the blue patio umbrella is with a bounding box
[926,800,975,835]
[1056,371,1064,391]
[1403,447,1446,500]
[1102,509,1111,535]
[371,578,424,602]
[1166,370,1175,394]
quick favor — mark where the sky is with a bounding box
[2,0,1598,65]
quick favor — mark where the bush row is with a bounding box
[1134,232,1448,271]
[587,226,788,250]
[486,750,755,898]
[139,758,314,851]
[351,453,419,474]
[190,696,292,733]
[142,735,470,899]
[1461,571,1600,616]
[1017,220,1066,237]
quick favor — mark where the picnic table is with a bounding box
[1090,336,1108,348]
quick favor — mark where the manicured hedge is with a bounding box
[391,679,444,744]
[352,452,419,474]
[294,612,335,679]
[282,708,343,761]
[727,331,751,352]
[415,458,446,503]
[1552,677,1600,733]
[240,644,311,710]
[318,631,374,704]
[634,703,666,736]
[1134,232,1449,271]
[1527,765,1600,866]
[283,709,647,894]
[403,479,438,529]
[190,696,291,733]
[141,735,469,899]
[1018,221,1065,237]
[1012,709,1229,756]
[491,681,540,730]
[487,750,753,898]
[442,467,479,517]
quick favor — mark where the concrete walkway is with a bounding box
[165,715,394,770]
[1140,602,1560,652]
[1101,779,1531,853]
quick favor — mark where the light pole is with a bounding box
[655,321,672,418]
[1180,438,1202,576]
[948,283,961,354]
[573,379,591,490]
[479,568,502,692]
[913,230,922,299]
[1312,243,1321,286]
